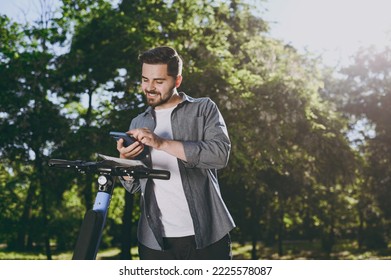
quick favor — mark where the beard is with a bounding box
[146,88,175,108]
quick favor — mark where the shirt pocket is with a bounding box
[177,115,205,141]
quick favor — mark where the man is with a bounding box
[117,46,235,260]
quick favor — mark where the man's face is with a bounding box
[141,63,178,109]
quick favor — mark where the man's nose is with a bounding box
[146,82,155,92]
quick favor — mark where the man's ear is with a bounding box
[175,75,183,88]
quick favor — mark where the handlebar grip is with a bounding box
[48,159,84,167]
[147,169,171,180]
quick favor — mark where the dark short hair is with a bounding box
[139,46,183,77]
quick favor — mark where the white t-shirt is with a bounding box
[151,106,195,237]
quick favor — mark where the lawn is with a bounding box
[1,240,391,260]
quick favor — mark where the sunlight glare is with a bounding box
[310,0,391,49]
[265,0,391,66]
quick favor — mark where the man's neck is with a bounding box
[155,91,182,110]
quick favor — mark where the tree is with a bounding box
[1,0,365,260]
[336,45,391,249]
[0,7,72,258]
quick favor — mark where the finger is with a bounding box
[140,136,149,145]
[116,138,124,150]
[129,128,140,139]
[120,142,144,158]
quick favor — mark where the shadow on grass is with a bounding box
[233,240,391,260]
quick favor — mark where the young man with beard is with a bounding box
[117,46,235,260]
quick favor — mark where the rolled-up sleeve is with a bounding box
[177,98,231,169]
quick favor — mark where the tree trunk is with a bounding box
[41,185,52,260]
[250,193,260,260]
[36,152,52,260]
[16,184,36,250]
[251,236,258,260]
[277,193,284,257]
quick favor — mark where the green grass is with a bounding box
[1,240,391,260]
[0,247,136,260]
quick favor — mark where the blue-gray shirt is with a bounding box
[120,92,235,250]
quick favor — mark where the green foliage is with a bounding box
[1,0,390,259]
[334,45,391,249]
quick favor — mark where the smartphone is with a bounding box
[110,131,136,147]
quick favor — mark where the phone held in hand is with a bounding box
[110,131,136,147]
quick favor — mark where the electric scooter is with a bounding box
[48,155,170,260]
